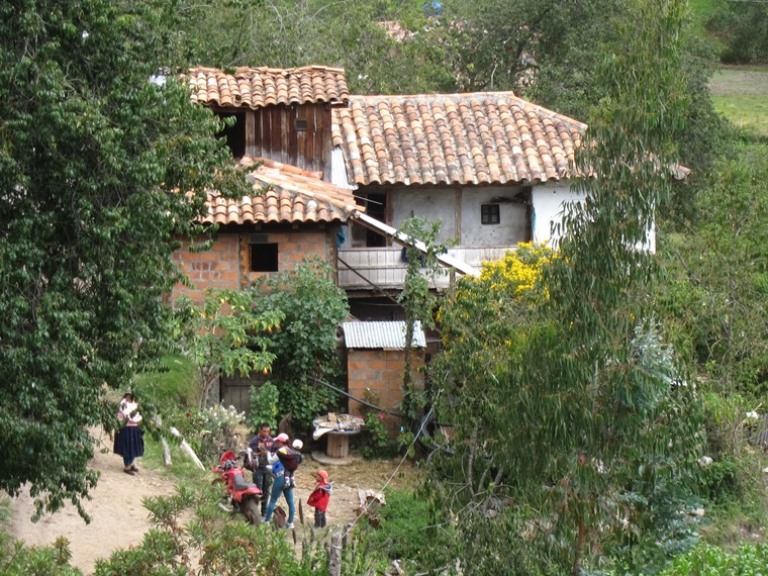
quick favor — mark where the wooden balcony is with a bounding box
[337,245,514,290]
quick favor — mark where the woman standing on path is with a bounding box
[113,392,144,475]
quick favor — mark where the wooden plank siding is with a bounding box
[246,103,332,179]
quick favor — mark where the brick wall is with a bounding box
[242,229,333,286]
[172,233,241,303]
[347,349,424,436]
[172,226,336,303]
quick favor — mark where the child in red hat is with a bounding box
[307,469,332,528]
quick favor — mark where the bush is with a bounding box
[659,542,768,576]
[247,381,280,432]
[0,535,81,576]
[171,404,246,463]
[92,483,323,576]
[355,489,455,572]
[359,410,395,460]
[132,355,199,412]
[250,259,350,431]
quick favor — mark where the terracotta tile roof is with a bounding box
[202,158,361,226]
[332,92,586,186]
[187,66,349,109]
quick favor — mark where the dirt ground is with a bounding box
[9,428,419,574]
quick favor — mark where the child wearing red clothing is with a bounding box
[307,469,332,528]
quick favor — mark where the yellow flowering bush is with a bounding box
[436,242,556,377]
[463,242,555,304]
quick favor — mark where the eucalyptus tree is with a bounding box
[429,1,704,574]
[0,0,242,519]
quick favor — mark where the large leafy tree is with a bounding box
[250,259,350,430]
[165,0,455,94]
[429,1,704,574]
[0,0,241,519]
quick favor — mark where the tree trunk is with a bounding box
[572,517,586,576]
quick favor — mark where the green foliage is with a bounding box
[706,3,768,64]
[656,134,768,397]
[88,482,321,576]
[355,489,455,572]
[0,0,245,519]
[172,289,283,408]
[0,534,82,576]
[659,542,768,576]
[397,217,452,421]
[247,381,280,432]
[164,403,246,463]
[359,410,394,460]
[434,242,554,405]
[132,355,199,413]
[429,2,706,574]
[249,259,349,431]
[167,0,454,94]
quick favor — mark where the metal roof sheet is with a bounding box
[343,321,426,350]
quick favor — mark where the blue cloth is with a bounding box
[262,473,295,525]
[113,426,144,466]
[252,468,272,515]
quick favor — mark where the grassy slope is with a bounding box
[710,67,768,136]
[689,0,768,136]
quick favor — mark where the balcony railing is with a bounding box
[337,245,514,290]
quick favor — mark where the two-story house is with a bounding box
[177,66,591,319]
[173,65,598,419]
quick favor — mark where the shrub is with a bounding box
[659,542,768,576]
[0,534,81,576]
[355,489,455,573]
[247,381,280,432]
[250,259,350,431]
[172,404,246,463]
[359,410,394,460]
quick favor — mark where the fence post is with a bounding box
[329,529,342,576]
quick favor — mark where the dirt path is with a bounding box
[9,428,174,574]
[9,430,418,575]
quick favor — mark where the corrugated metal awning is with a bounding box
[343,321,426,350]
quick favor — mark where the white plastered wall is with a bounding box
[531,182,656,253]
[392,185,528,246]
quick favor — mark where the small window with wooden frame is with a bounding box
[481,203,500,225]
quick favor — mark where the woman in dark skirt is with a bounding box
[113,392,144,475]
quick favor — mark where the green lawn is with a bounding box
[710,66,768,136]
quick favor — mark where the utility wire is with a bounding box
[339,402,438,538]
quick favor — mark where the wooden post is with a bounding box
[329,529,342,576]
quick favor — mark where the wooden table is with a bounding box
[325,429,360,458]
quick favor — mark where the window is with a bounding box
[481,204,500,225]
[216,112,246,158]
[250,243,279,272]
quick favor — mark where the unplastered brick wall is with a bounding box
[172,226,337,304]
[242,229,333,285]
[172,233,241,303]
[347,349,424,436]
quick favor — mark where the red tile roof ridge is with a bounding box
[254,157,324,180]
[348,92,588,131]
[187,65,346,75]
